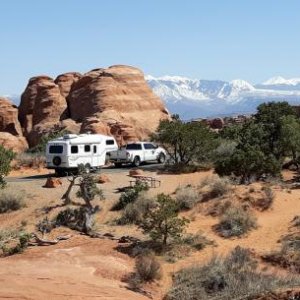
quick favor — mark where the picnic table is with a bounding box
[129,174,161,188]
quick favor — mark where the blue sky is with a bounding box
[1,0,300,94]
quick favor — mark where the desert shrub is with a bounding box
[36,217,55,234]
[261,186,274,209]
[117,194,157,225]
[175,185,200,210]
[262,231,300,273]
[13,152,45,169]
[216,205,257,238]
[112,182,149,211]
[167,246,300,300]
[135,251,162,282]
[0,190,25,213]
[181,233,214,251]
[0,145,15,189]
[208,177,231,198]
[0,229,31,256]
[199,176,231,201]
[138,193,189,246]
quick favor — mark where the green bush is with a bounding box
[117,194,156,225]
[138,193,189,246]
[0,190,25,213]
[167,246,300,300]
[216,205,257,238]
[0,145,15,189]
[112,182,149,211]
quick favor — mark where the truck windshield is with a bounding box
[126,143,142,150]
[49,145,63,154]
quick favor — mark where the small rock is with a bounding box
[129,169,144,177]
[44,177,62,188]
[97,174,110,184]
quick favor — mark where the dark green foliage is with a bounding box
[112,182,149,211]
[215,121,281,183]
[0,146,15,189]
[167,246,300,300]
[138,193,189,245]
[255,101,296,159]
[152,117,218,165]
[0,191,25,213]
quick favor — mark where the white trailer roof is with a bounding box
[48,133,114,145]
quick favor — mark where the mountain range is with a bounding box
[146,75,300,119]
[4,75,300,120]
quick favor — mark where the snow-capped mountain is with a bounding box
[146,75,300,119]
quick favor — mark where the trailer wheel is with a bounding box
[132,156,141,167]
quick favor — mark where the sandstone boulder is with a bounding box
[97,174,110,184]
[69,65,170,142]
[0,97,28,153]
[129,169,144,177]
[0,132,28,153]
[19,76,68,147]
[44,177,63,188]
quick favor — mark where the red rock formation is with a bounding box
[0,132,28,153]
[69,65,170,141]
[0,97,28,152]
[19,76,68,146]
[54,72,82,98]
[1,65,170,151]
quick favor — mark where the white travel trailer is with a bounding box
[46,133,118,175]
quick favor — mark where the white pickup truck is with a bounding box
[109,142,167,167]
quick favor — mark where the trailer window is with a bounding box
[84,145,91,152]
[106,139,115,145]
[71,146,78,154]
[126,143,142,150]
[93,145,97,153]
[49,145,63,154]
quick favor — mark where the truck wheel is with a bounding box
[114,162,122,168]
[158,153,166,164]
[132,156,141,167]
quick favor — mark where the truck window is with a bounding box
[71,145,78,154]
[84,145,91,152]
[106,139,115,145]
[144,143,156,150]
[49,145,63,154]
[126,143,142,150]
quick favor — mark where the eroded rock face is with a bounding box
[1,65,169,151]
[0,97,28,152]
[54,72,82,98]
[19,76,68,146]
[68,65,170,142]
[0,132,28,153]
[0,97,23,136]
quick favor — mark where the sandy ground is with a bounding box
[1,168,300,299]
